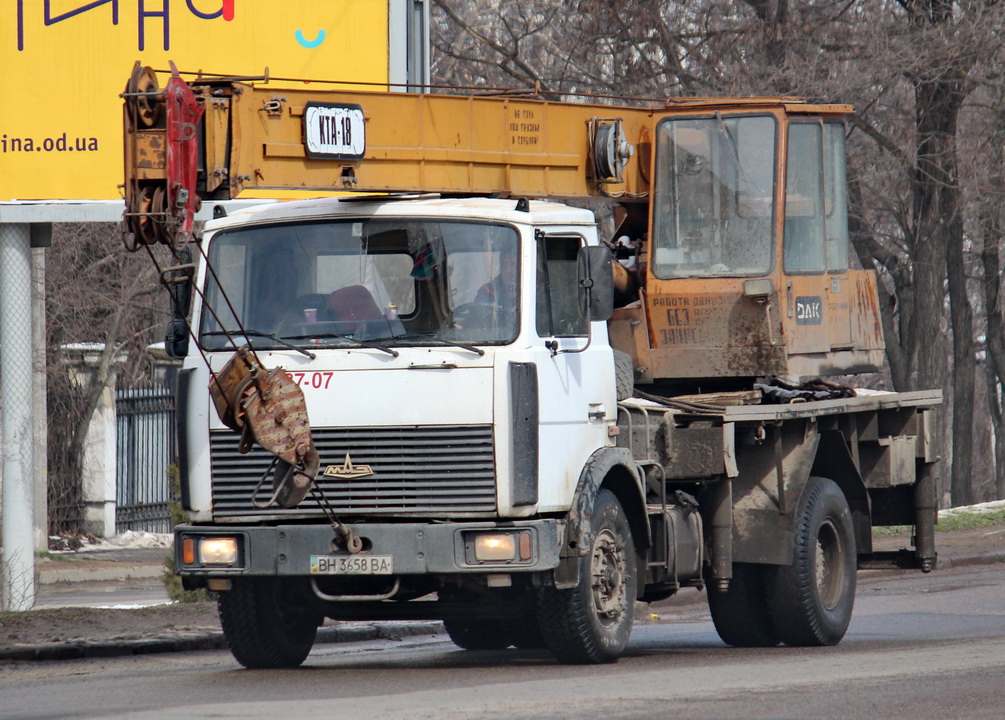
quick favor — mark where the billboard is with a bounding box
[2,1,393,201]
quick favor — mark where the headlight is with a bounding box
[473,533,517,562]
[196,536,240,566]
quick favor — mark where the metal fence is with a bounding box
[115,387,175,533]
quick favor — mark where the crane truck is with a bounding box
[121,64,941,668]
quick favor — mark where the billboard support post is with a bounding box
[32,243,48,553]
[0,222,36,611]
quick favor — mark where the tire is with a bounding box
[707,562,780,647]
[768,476,857,646]
[217,578,320,668]
[443,617,513,650]
[536,489,636,664]
[613,350,635,401]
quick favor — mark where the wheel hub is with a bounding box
[815,518,846,610]
[591,528,627,622]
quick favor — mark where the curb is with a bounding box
[37,566,164,585]
[315,620,445,645]
[0,621,445,663]
[940,551,1005,569]
[0,632,229,662]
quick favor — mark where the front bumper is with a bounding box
[175,519,563,578]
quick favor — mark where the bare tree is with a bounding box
[431,0,1005,505]
[976,96,1005,500]
[45,223,166,533]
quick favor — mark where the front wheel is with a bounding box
[768,476,857,646]
[535,489,636,664]
[217,578,321,668]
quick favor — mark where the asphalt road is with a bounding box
[2,564,1004,720]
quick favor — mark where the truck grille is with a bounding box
[210,425,497,517]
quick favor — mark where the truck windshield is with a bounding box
[199,218,521,350]
[652,114,776,278]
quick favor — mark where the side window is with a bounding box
[784,122,826,274]
[536,234,587,337]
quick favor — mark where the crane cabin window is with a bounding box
[784,122,826,274]
[652,115,777,278]
[784,120,850,274]
[824,122,850,273]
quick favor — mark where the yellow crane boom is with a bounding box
[122,63,882,387]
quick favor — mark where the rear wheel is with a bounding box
[707,562,780,647]
[536,489,636,664]
[217,578,320,668]
[768,477,856,646]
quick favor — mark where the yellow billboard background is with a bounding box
[2,1,390,200]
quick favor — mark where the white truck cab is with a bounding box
[174,196,649,666]
[182,196,618,521]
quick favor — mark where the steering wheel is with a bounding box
[448,302,498,330]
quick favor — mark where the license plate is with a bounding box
[310,555,393,575]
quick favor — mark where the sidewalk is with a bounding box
[37,546,168,587]
[3,524,1003,662]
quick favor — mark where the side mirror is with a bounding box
[163,247,193,359]
[164,318,189,359]
[169,279,193,319]
[165,247,195,317]
[578,246,614,322]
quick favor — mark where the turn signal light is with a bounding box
[181,537,196,565]
[519,531,532,561]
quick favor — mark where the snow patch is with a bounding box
[47,531,175,553]
[940,500,1005,517]
[90,531,174,549]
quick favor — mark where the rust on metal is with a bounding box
[209,348,254,432]
[121,62,203,251]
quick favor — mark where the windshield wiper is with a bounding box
[393,332,485,357]
[282,333,400,358]
[202,330,316,359]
